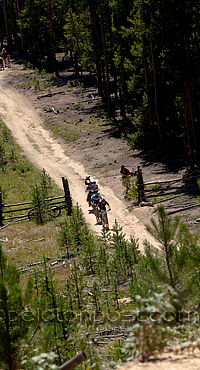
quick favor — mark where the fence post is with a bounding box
[62,177,72,215]
[60,351,86,370]
[137,166,145,204]
[0,192,3,226]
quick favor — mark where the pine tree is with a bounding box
[143,205,196,302]
[80,226,97,275]
[97,244,110,285]
[0,244,33,370]
[91,281,101,312]
[32,261,74,362]
[110,220,137,280]
[30,169,54,224]
[69,205,86,249]
[58,219,74,259]
[66,262,85,311]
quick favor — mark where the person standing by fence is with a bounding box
[120,165,131,195]
[1,48,7,67]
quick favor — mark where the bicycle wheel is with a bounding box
[51,206,61,218]
[105,212,109,229]
[102,211,109,229]
[96,207,101,223]
[28,209,38,220]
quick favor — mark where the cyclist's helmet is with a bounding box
[121,165,124,170]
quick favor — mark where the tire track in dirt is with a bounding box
[0,70,160,252]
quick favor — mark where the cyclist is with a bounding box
[85,175,91,185]
[120,165,131,194]
[86,177,98,191]
[91,192,102,222]
[1,48,7,67]
[99,198,111,229]
[99,197,110,212]
[86,178,99,206]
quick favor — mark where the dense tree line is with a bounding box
[1,0,200,167]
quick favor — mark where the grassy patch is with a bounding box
[92,162,106,169]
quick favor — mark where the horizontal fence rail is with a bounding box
[0,196,66,224]
[0,177,72,226]
[136,166,200,206]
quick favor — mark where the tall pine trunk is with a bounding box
[47,0,56,70]
[90,0,104,99]
[150,35,163,148]
[142,33,154,134]
[182,74,195,170]
[98,0,111,113]
[1,0,10,50]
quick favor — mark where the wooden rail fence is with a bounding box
[0,177,72,226]
[136,166,200,206]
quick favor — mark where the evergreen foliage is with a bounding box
[80,226,97,275]
[0,244,33,370]
[30,169,53,224]
[143,205,197,303]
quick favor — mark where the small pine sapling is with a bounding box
[91,281,101,312]
[143,205,196,303]
[58,219,75,258]
[97,244,110,285]
[80,227,97,275]
[66,261,85,311]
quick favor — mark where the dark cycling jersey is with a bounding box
[120,167,130,178]
[86,183,98,192]
[99,199,110,210]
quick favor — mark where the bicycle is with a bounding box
[6,55,11,68]
[28,205,61,221]
[92,203,101,223]
[100,208,111,229]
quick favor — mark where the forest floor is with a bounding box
[1,55,200,368]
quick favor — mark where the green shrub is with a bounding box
[125,291,176,361]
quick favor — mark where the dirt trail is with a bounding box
[0,67,160,251]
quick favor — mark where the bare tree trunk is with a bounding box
[142,33,153,128]
[182,75,195,170]
[47,0,56,70]
[150,34,163,148]
[119,85,126,118]
[90,0,104,98]
[1,0,10,50]
[141,0,154,145]
[14,0,23,53]
[98,0,111,113]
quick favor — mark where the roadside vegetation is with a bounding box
[1,120,200,369]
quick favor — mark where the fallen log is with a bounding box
[60,351,86,370]
[167,204,199,215]
[37,91,65,99]
[140,201,154,207]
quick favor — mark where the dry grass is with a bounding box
[0,213,72,289]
